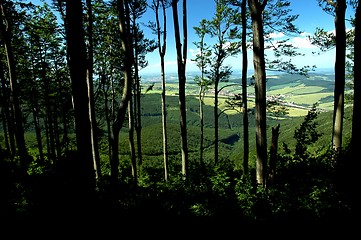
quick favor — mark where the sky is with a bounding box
[30,0,356,76]
[139,0,355,75]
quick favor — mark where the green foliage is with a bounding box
[294,103,323,160]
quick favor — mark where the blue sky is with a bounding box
[139,0,355,75]
[30,0,355,75]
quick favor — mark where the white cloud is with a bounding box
[189,48,199,57]
[267,32,285,39]
[290,36,317,49]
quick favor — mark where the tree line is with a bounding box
[0,0,360,221]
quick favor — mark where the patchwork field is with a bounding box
[142,70,351,117]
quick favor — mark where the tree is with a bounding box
[110,0,134,183]
[128,0,153,183]
[349,0,360,217]
[319,0,347,164]
[241,0,249,176]
[172,0,188,178]
[131,0,156,171]
[248,0,268,186]
[65,0,95,191]
[85,0,102,180]
[150,0,170,180]
[204,0,241,164]
[229,0,250,175]
[192,19,212,167]
[248,0,305,186]
[0,0,29,168]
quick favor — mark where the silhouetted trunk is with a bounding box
[134,67,142,167]
[350,0,361,218]
[110,0,133,184]
[214,80,219,164]
[65,0,95,191]
[332,0,346,164]
[128,96,137,183]
[269,124,280,184]
[0,59,14,156]
[241,0,249,176]
[86,0,101,180]
[199,83,205,167]
[31,103,44,163]
[154,0,169,180]
[172,0,188,178]
[0,2,29,167]
[42,62,56,161]
[54,57,70,154]
[248,0,268,186]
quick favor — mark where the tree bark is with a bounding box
[0,1,29,167]
[153,0,169,181]
[128,96,137,183]
[350,0,361,218]
[331,0,346,164]
[172,0,188,178]
[0,58,15,156]
[248,0,268,186]
[241,0,249,176]
[86,0,101,180]
[269,124,280,184]
[110,0,133,184]
[65,0,95,191]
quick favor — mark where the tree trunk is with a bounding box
[350,0,361,218]
[199,85,205,167]
[134,67,143,167]
[248,0,268,186]
[241,0,249,176]
[0,2,29,167]
[133,50,142,169]
[42,62,56,161]
[155,0,169,181]
[86,0,101,180]
[65,0,95,191]
[32,104,44,163]
[110,0,133,184]
[269,124,280,184]
[0,59,15,156]
[332,0,346,165]
[128,96,137,183]
[172,0,188,178]
[214,80,219,164]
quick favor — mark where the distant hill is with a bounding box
[140,69,350,115]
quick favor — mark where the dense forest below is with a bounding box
[0,0,359,237]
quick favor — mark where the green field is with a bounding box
[1,71,352,172]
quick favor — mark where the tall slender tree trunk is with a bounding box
[0,60,14,156]
[248,0,268,186]
[241,0,249,176]
[128,96,137,183]
[65,0,95,191]
[134,66,142,167]
[0,2,29,167]
[331,0,346,164]
[42,62,56,161]
[172,0,188,178]
[86,0,101,180]
[154,0,169,181]
[214,80,219,164]
[32,104,44,162]
[110,0,133,184]
[350,0,361,218]
[199,84,205,167]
